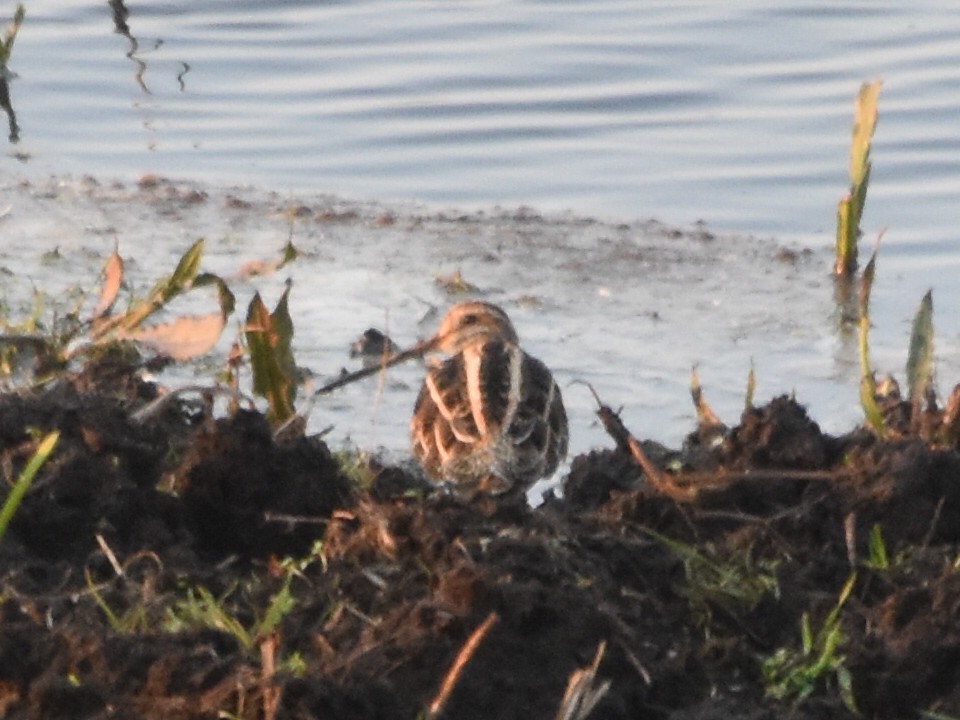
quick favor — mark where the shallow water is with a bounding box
[5,2,960,240]
[2,3,960,487]
[3,178,957,500]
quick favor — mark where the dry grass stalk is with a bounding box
[426,612,499,719]
[555,641,611,720]
[260,633,282,720]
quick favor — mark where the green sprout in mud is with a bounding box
[864,523,889,571]
[763,572,858,714]
[85,568,153,635]
[163,578,296,653]
[334,446,379,490]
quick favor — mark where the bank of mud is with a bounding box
[1,363,959,719]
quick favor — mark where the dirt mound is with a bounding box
[2,372,960,719]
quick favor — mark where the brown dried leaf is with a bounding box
[93,249,124,320]
[121,312,225,360]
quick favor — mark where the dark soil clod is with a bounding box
[2,372,960,719]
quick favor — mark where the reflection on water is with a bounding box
[0,71,17,142]
[0,5,24,142]
[4,1,959,249]
[108,0,149,94]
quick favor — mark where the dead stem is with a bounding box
[584,382,695,501]
[260,633,282,720]
[314,338,435,396]
[426,612,499,719]
[555,640,611,720]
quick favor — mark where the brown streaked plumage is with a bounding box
[410,301,568,495]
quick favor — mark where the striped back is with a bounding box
[411,338,567,493]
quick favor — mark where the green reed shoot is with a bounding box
[906,290,934,418]
[0,430,59,544]
[835,80,882,276]
[857,245,884,434]
[865,523,889,571]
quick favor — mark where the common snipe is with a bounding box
[409,301,568,496]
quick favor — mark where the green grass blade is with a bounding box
[906,289,934,410]
[255,576,296,640]
[858,248,884,434]
[85,567,125,634]
[0,430,59,544]
[835,196,856,276]
[867,523,889,570]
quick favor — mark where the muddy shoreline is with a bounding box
[1,357,959,719]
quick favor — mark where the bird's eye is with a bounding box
[461,314,478,326]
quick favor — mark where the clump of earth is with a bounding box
[1,355,959,720]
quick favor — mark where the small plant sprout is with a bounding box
[163,577,296,653]
[763,572,859,713]
[835,80,882,277]
[640,527,779,627]
[865,523,890,571]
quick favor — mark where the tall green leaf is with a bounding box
[858,248,884,434]
[905,290,934,409]
[834,80,881,276]
[246,287,297,425]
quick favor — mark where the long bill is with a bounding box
[314,335,439,396]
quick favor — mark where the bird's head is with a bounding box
[431,301,519,354]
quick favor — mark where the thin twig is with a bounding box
[95,533,124,577]
[922,495,946,550]
[427,612,499,719]
[314,338,435,396]
[584,382,694,501]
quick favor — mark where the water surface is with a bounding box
[2,2,960,482]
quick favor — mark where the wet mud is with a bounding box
[1,363,960,719]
